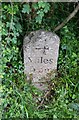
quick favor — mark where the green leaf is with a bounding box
[15,23,22,33]
[38,1,45,8]
[22,4,31,14]
[12,37,17,44]
[32,3,38,10]
[44,4,50,13]
[69,103,79,111]
[37,10,44,18]
[36,15,42,24]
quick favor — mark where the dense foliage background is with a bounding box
[1,1,79,119]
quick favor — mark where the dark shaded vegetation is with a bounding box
[1,2,79,119]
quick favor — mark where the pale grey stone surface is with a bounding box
[23,30,60,90]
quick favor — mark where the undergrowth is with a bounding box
[1,2,79,119]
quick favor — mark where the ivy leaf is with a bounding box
[38,1,45,8]
[15,23,22,33]
[44,4,50,13]
[37,10,44,18]
[12,37,17,44]
[32,3,38,10]
[36,15,42,24]
[22,4,31,14]
[68,103,79,111]
[36,10,44,24]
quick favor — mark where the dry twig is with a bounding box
[53,3,79,32]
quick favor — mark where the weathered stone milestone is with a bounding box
[23,30,60,90]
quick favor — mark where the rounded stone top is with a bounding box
[24,30,60,45]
